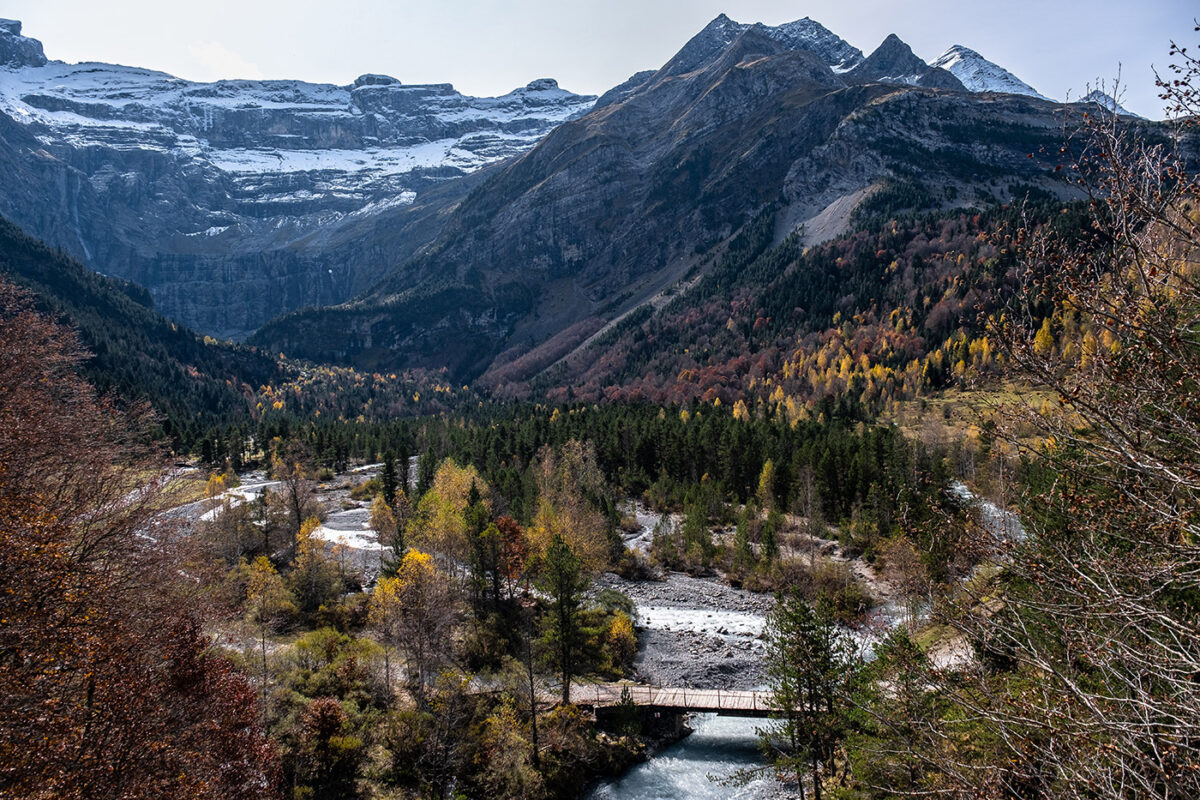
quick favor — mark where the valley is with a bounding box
[1,6,1198,800]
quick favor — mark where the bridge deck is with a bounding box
[567,683,774,715]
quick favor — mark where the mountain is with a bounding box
[0,215,279,444]
[1079,89,1140,117]
[251,16,1073,382]
[931,45,1048,98]
[0,19,596,338]
[849,34,964,90]
[596,15,863,109]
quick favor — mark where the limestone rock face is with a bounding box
[0,22,595,338]
[0,20,46,68]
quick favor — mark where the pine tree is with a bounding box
[762,592,858,800]
[380,449,399,506]
[536,535,589,705]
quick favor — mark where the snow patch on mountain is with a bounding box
[0,32,597,213]
[1078,89,1140,117]
[762,17,865,72]
[675,13,864,75]
[931,45,1047,99]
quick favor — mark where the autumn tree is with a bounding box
[757,457,777,511]
[245,555,297,707]
[369,574,404,693]
[409,458,490,564]
[527,440,612,572]
[937,37,1200,798]
[379,488,412,578]
[294,696,365,800]
[287,516,343,615]
[0,280,279,798]
[496,515,530,600]
[879,535,928,628]
[389,549,456,704]
[370,493,401,572]
[269,438,320,547]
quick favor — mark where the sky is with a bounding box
[0,0,1193,118]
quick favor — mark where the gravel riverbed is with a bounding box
[594,572,774,690]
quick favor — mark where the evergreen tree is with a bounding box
[380,450,400,506]
[536,535,589,705]
[762,592,858,800]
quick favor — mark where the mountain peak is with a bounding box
[932,44,1048,100]
[1079,89,1139,117]
[767,17,863,72]
[0,19,47,68]
[665,14,863,78]
[852,33,964,91]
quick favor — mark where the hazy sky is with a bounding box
[1,1,1193,117]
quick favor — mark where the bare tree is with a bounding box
[935,36,1200,798]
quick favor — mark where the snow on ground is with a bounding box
[205,141,464,175]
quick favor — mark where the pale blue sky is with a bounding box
[0,0,1193,117]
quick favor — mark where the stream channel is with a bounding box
[585,504,784,798]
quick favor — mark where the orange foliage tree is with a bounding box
[0,281,279,799]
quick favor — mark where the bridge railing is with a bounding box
[568,682,771,713]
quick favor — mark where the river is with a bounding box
[585,714,783,800]
[583,507,784,798]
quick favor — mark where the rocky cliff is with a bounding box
[0,20,595,337]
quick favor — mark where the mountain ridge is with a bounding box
[249,18,1080,382]
[0,21,596,338]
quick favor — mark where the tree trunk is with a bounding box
[260,626,269,719]
[526,633,541,772]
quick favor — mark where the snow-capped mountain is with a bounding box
[0,19,596,337]
[660,13,864,78]
[1079,89,1139,117]
[931,45,1048,99]
[0,24,595,213]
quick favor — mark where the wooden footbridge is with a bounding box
[567,683,776,718]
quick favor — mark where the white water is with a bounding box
[585,714,781,799]
[638,606,767,639]
[951,481,1025,542]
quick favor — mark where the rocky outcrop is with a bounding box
[0,20,46,68]
[849,34,964,90]
[0,23,595,338]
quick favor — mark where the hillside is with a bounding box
[250,16,1084,382]
[0,215,279,445]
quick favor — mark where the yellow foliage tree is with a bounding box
[526,441,610,572]
[375,550,454,702]
[408,459,490,562]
